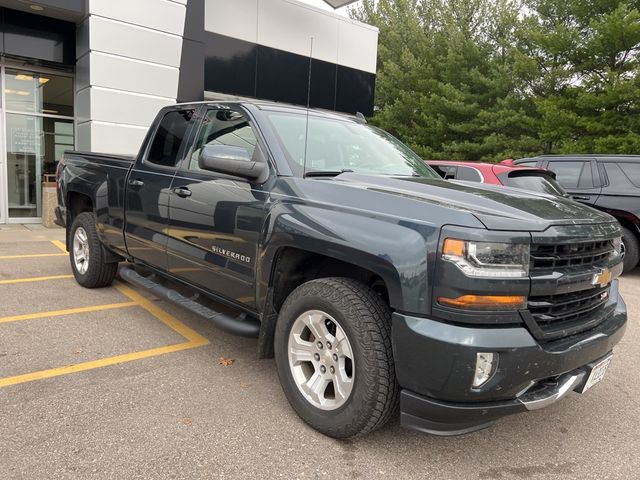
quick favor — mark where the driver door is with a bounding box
[165,106,269,309]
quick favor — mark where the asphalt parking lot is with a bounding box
[0,225,638,480]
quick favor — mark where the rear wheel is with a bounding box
[621,226,639,274]
[274,277,399,438]
[69,212,118,288]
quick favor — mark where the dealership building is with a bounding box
[0,0,378,224]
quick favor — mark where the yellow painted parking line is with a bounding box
[114,282,209,345]
[51,240,68,253]
[0,342,198,389]
[0,252,66,260]
[0,302,137,325]
[0,281,209,389]
[0,274,74,285]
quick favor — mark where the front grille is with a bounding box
[527,285,612,339]
[530,240,613,272]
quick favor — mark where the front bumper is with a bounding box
[394,281,627,435]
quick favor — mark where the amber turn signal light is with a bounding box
[442,238,466,257]
[438,294,526,311]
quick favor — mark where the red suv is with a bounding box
[427,160,567,197]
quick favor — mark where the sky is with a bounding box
[296,0,361,16]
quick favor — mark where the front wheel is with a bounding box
[69,212,118,288]
[621,226,639,274]
[274,277,399,438]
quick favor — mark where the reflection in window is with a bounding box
[6,115,74,218]
[548,162,585,189]
[266,112,437,178]
[5,69,74,116]
[189,109,258,172]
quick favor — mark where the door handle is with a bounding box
[128,178,144,188]
[572,195,590,201]
[172,187,192,198]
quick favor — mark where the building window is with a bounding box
[4,67,74,219]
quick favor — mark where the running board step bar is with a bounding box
[119,265,260,338]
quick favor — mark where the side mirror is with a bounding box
[198,144,266,180]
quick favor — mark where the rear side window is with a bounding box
[517,161,537,167]
[548,161,591,189]
[604,163,636,189]
[618,162,640,187]
[456,166,482,182]
[499,173,567,196]
[147,109,194,167]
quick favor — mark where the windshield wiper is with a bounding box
[304,169,354,178]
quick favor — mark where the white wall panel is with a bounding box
[77,87,173,127]
[79,121,149,155]
[75,54,90,92]
[76,87,91,124]
[76,18,89,58]
[87,16,182,67]
[87,0,186,35]
[76,122,92,152]
[204,0,378,73]
[86,52,179,99]
[257,0,339,64]
[205,0,258,43]
[337,20,378,74]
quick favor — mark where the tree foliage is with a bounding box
[350,0,640,160]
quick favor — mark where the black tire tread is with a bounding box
[621,226,640,274]
[276,277,399,438]
[69,212,118,288]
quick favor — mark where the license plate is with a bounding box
[579,355,613,393]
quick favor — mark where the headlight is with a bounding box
[442,239,530,278]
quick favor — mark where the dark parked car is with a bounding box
[503,156,640,273]
[427,160,567,197]
[56,102,627,438]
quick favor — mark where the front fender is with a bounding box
[257,201,439,316]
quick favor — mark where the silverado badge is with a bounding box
[592,268,612,288]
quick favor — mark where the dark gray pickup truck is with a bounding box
[56,101,627,438]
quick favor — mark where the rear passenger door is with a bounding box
[596,161,640,219]
[124,108,196,270]
[543,159,601,206]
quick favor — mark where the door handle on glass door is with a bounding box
[173,187,192,198]
[128,178,144,188]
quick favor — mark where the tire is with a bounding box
[621,226,640,274]
[69,212,118,288]
[274,277,399,438]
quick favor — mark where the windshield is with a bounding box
[498,173,568,197]
[265,112,438,178]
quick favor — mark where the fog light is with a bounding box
[473,352,498,388]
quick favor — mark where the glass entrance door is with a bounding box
[2,66,74,222]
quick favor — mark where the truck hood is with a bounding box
[328,173,615,231]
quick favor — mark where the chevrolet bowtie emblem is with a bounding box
[592,268,612,288]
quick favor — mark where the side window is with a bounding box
[456,166,482,182]
[548,161,586,189]
[618,162,640,188]
[189,108,258,172]
[578,162,593,188]
[517,161,537,167]
[604,163,635,189]
[147,109,194,167]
